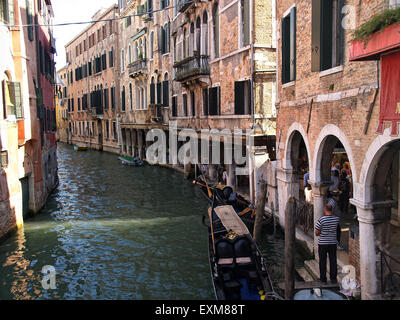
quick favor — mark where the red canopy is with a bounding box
[349,23,400,61]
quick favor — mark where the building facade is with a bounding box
[65,5,120,153]
[275,0,400,299]
[118,0,172,161]
[116,0,277,203]
[0,0,57,239]
[55,66,68,143]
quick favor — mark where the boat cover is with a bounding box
[213,206,250,236]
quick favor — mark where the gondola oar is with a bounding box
[209,194,217,255]
[203,175,213,198]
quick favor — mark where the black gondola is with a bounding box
[193,175,263,225]
[204,198,282,300]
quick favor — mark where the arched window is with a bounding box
[128,45,132,64]
[156,75,162,105]
[202,11,208,55]
[196,17,201,53]
[183,28,187,58]
[129,83,133,110]
[212,4,219,58]
[150,77,155,104]
[190,22,195,56]
[143,36,147,59]
[150,31,154,59]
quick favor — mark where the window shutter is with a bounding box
[8,0,14,25]
[203,88,209,116]
[161,27,166,54]
[320,0,333,71]
[157,82,162,104]
[290,7,296,82]
[337,0,345,66]
[150,83,155,104]
[209,87,219,115]
[311,0,321,72]
[162,81,169,107]
[8,82,23,118]
[281,17,290,84]
[243,0,250,46]
[235,81,245,115]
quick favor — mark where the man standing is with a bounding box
[315,203,340,284]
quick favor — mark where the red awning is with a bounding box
[349,23,400,61]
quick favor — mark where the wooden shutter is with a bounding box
[157,82,162,104]
[209,87,219,116]
[8,82,22,118]
[290,7,296,82]
[161,27,166,54]
[337,0,345,66]
[243,0,250,46]
[235,81,245,115]
[150,83,155,104]
[281,16,290,84]
[203,88,209,116]
[311,0,321,72]
[320,0,333,71]
[162,81,169,107]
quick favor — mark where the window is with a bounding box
[190,91,195,116]
[156,77,162,104]
[113,122,117,140]
[129,83,133,110]
[121,86,126,111]
[2,80,23,119]
[240,0,250,47]
[281,7,296,84]
[0,151,8,170]
[234,80,251,115]
[311,0,345,72]
[161,0,166,9]
[150,32,154,59]
[26,0,34,41]
[212,4,219,58]
[0,0,14,24]
[104,88,109,109]
[106,121,110,139]
[172,96,177,117]
[102,52,107,70]
[121,49,125,72]
[111,87,116,109]
[109,48,114,68]
[209,86,220,116]
[203,88,208,116]
[162,76,169,107]
[183,94,188,117]
[150,78,155,104]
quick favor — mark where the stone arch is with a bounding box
[284,122,312,173]
[312,124,357,185]
[358,128,400,204]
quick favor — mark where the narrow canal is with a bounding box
[0,143,287,300]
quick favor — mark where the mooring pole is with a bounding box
[253,180,267,243]
[285,197,297,300]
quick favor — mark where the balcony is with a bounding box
[173,54,210,83]
[128,59,148,78]
[147,104,162,123]
[177,0,193,12]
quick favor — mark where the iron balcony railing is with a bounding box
[177,0,194,12]
[128,59,148,77]
[379,248,400,299]
[173,54,210,82]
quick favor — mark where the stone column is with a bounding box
[353,200,393,300]
[137,130,144,159]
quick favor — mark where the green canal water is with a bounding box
[0,143,286,300]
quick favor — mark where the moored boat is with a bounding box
[194,175,268,225]
[205,203,282,300]
[74,144,88,151]
[118,156,144,166]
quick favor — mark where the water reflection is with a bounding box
[0,143,286,300]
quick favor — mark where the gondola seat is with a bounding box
[215,239,235,270]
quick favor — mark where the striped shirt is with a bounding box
[315,215,340,245]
